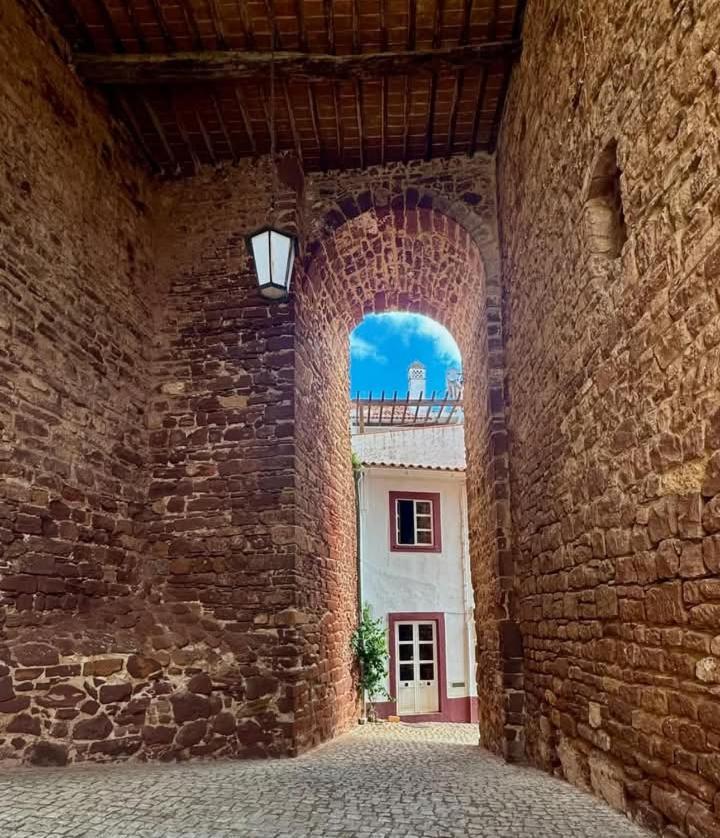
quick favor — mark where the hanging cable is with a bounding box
[269,20,277,224]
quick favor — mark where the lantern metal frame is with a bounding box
[245,224,299,301]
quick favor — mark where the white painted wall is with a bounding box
[352,424,466,469]
[357,465,477,704]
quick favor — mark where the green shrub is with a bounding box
[350,603,391,719]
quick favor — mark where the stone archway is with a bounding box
[292,194,523,759]
[0,156,522,766]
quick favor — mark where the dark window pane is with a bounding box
[399,664,414,682]
[399,644,413,661]
[418,624,433,641]
[398,624,413,642]
[397,499,416,544]
[416,501,431,516]
[418,643,434,661]
[420,663,435,680]
[416,530,432,545]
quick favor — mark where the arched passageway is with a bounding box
[292,196,522,758]
[0,150,521,767]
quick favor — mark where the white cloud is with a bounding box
[366,312,461,366]
[350,333,387,364]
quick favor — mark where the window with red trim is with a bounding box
[389,491,442,553]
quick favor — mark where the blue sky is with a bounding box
[349,312,462,397]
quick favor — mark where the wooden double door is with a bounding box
[395,620,439,715]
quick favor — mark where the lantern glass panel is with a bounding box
[250,229,293,297]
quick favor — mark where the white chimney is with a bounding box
[408,361,426,400]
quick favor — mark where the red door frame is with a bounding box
[385,611,448,723]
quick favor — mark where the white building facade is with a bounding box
[352,363,477,723]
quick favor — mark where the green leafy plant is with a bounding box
[350,603,392,721]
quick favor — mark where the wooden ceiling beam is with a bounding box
[380,74,387,166]
[323,0,335,55]
[488,0,500,40]
[446,70,463,155]
[233,86,257,154]
[74,41,522,85]
[512,0,528,39]
[195,109,217,165]
[178,0,203,50]
[210,92,237,162]
[307,84,325,169]
[461,0,473,44]
[234,0,255,49]
[89,0,125,52]
[469,65,488,155]
[116,0,147,52]
[424,72,437,161]
[354,78,365,170]
[432,0,444,49]
[60,0,96,51]
[295,0,307,51]
[114,91,158,171]
[147,0,176,51]
[263,0,281,49]
[171,93,200,174]
[205,0,227,49]
[332,81,343,168]
[283,80,303,164]
[407,0,416,50]
[351,0,360,54]
[257,80,272,152]
[402,74,411,162]
[379,0,388,51]
[142,95,176,169]
[430,0,444,159]
[489,63,512,151]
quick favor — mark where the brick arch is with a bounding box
[303,184,500,295]
[292,202,523,760]
[302,205,484,343]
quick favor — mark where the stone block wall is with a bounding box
[144,163,307,757]
[0,0,508,772]
[3,0,720,828]
[0,0,154,618]
[0,0,160,763]
[498,0,720,833]
[0,0,311,764]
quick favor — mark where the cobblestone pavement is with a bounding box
[0,723,650,838]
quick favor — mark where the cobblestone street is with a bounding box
[0,723,649,838]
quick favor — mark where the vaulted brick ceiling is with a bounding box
[40,0,526,176]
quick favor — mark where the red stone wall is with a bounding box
[0,0,159,764]
[0,0,154,617]
[498,0,720,832]
[292,287,358,750]
[0,0,308,765]
[145,163,305,757]
[0,0,513,767]
[4,1,720,826]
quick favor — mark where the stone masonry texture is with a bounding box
[1,0,514,769]
[497,0,720,835]
[0,0,719,835]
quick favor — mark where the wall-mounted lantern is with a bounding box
[246,37,297,301]
[246,226,297,300]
